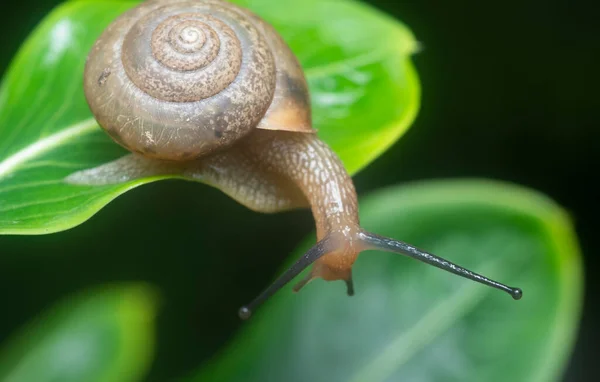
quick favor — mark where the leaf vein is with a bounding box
[0,188,102,213]
[305,48,392,79]
[349,258,504,382]
[0,118,98,179]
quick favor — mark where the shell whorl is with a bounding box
[84,0,277,160]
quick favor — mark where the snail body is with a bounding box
[72,0,522,319]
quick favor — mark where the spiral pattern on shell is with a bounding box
[84,0,277,160]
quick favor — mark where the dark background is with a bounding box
[0,0,598,381]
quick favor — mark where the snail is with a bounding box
[68,0,522,319]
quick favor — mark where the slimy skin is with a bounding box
[68,128,363,286]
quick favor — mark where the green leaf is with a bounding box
[0,283,158,382]
[187,180,583,382]
[0,0,420,235]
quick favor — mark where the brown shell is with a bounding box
[246,12,314,133]
[84,0,313,162]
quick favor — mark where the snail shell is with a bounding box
[84,0,312,161]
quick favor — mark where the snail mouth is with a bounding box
[291,258,355,296]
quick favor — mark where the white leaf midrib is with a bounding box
[0,118,98,180]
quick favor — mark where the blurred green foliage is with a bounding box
[0,284,157,382]
[0,1,584,381]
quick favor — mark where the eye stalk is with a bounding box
[239,236,336,320]
[358,232,523,300]
[239,230,522,320]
